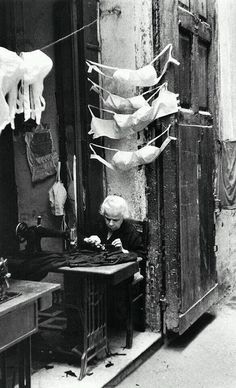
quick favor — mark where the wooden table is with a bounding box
[0,279,60,388]
[56,260,139,380]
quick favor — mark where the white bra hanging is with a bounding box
[86,43,180,87]
[0,47,25,132]
[88,78,162,114]
[17,50,53,125]
[88,84,179,139]
[89,125,176,171]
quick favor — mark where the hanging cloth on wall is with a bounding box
[88,78,162,114]
[25,123,59,183]
[17,50,53,125]
[88,84,179,139]
[86,43,180,87]
[0,47,25,133]
[218,140,236,209]
[89,125,176,171]
[49,161,67,216]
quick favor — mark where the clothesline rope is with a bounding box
[39,19,97,51]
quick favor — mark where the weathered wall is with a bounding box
[215,210,236,291]
[217,0,236,141]
[215,0,236,292]
[13,0,62,251]
[99,0,153,220]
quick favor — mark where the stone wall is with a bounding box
[99,0,153,220]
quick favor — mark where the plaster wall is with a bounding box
[13,0,62,251]
[99,0,153,220]
[217,0,236,141]
[215,0,236,291]
[215,210,236,291]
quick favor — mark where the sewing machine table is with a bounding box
[56,260,139,380]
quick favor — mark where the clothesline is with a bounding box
[39,19,97,51]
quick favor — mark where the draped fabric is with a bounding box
[218,140,236,209]
[8,249,138,281]
[25,124,58,183]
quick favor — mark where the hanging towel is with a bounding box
[0,47,25,133]
[17,50,53,125]
[86,43,180,87]
[25,124,59,183]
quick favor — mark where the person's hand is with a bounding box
[111,238,129,254]
[84,235,101,247]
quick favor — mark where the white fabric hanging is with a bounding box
[17,50,53,125]
[88,84,179,139]
[86,44,180,87]
[89,125,176,171]
[88,78,162,114]
[49,161,67,216]
[0,47,25,133]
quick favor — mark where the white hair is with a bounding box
[100,195,129,219]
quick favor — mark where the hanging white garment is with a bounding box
[88,78,148,113]
[88,105,134,139]
[88,84,179,139]
[88,78,162,114]
[151,84,180,120]
[0,47,25,133]
[89,125,176,171]
[17,50,53,125]
[114,84,179,130]
[86,44,180,87]
[49,161,67,216]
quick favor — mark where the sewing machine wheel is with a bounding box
[16,222,29,243]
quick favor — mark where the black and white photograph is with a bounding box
[0,0,235,387]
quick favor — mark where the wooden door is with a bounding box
[158,0,218,334]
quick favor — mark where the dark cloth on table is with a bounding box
[89,217,145,258]
[68,249,137,267]
[8,251,68,281]
[8,218,144,281]
[8,248,138,281]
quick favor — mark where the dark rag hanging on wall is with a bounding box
[218,140,236,209]
[24,124,59,183]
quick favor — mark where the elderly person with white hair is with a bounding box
[84,195,144,257]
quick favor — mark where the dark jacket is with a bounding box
[96,217,145,258]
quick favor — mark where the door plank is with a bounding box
[179,283,218,334]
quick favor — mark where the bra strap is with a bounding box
[147,124,171,145]
[89,143,116,170]
[88,78,110,95]
[146,82,167,102]
[86,59,119,71]
[149,43,179,66]
[88,104,115,116]
[89,143,119,153]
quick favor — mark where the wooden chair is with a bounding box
[126,218,149,347]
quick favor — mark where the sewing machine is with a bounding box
[15,216,73,253]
